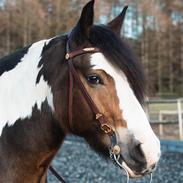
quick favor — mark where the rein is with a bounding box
[49,37,130,182]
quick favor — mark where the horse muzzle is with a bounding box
[115,154,157,178]
[110,131,160,179]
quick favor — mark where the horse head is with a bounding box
[49,0,161,178]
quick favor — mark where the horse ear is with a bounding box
[75,0,95,37]
[108,6,128,35]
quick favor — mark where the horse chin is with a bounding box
[121,161,142,178]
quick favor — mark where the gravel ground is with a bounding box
[48,137,183,183]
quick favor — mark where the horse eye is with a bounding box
[87,75,103,85]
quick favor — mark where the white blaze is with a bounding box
[90,53,160,167]
[0,39,54,135]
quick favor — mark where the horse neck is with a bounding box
[39,36,71,133]
[0,39,55,134]
[0,38,67,182]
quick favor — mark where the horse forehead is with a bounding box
[90,52,126,81]
[90,52,128,108]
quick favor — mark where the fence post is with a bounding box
[177,99,183,140]
[158,111,163,137]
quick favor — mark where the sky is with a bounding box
[98,5,142,39]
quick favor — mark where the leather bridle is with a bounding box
[66,43,114,136]
[49,36,123,183]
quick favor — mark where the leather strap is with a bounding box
[49,166,66,183]
[66,43,114,136]
[68,61,74,132]
[68,60,114,135]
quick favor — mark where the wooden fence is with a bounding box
[147,98,183,140]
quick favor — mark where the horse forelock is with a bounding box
[92,25,146,103]
[0,39,54,135]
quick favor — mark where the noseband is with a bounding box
[49,36,129,183]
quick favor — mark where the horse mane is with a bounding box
[0,45,31,76]
[71,24,146,105]
[0,36,66,79]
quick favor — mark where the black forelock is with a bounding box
[88,25,146,104]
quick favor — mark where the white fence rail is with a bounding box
[147,98,183,140]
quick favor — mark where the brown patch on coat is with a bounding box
[72,68,127,134]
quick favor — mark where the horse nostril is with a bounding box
[135,143,144,157]
[150,163,156,170]
[142,168,153,174]
[132,142,146,164]
[143,169,150,174]
[142,163,157,174]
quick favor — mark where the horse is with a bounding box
[0,0,161,182]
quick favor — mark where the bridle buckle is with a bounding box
[65,53,70,60]
[101,124,112,134]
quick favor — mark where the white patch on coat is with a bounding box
[0,39,54,135]
[90,53,161,168]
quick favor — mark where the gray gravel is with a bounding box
[48,137,183,183]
